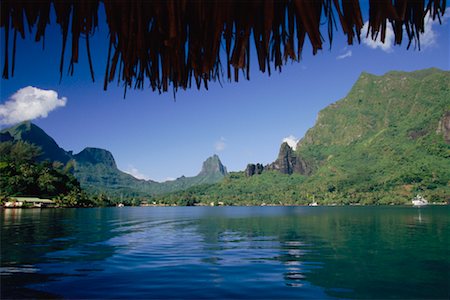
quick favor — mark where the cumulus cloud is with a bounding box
[282,135,299,150]
[214,137,226,152]
[420,15,438,49]
[336,49,352,60]
[123,166,149,180]
[362,8,450,52]
[419,8,450,49]
[0,86,67,125]
[362,21,395,52]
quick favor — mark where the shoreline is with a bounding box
[2,202,448,209]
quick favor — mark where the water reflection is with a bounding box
[282,241,308,287]
[1,206,449,299]
[414,208,424,223]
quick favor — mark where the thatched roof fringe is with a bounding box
[1,0,447,94]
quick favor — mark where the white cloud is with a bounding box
[214,137,226,152]
[419,8,450,50]
[164,177,176,182]
[420,14,437,49]
[362,21,395,52]
[362,8,450,52]
[282,135,299,150]
[0,86,67,125]
[336,50,352,60]
[123,166,149,180]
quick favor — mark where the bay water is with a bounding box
[1,206,449,299]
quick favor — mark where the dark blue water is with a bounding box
[1,206,449,299]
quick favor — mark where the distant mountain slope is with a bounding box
[1,122,71,164]
[70,147,152,196]
[145,155,228,195]
[157,68,450,205]
[1,123,228,197]
[73,148,228,196]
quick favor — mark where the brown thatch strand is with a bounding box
[0,0,447,94]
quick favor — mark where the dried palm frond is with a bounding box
[1,0,446,94]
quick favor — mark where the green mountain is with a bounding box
[73,147,228,197]
[292,68,450,203]
[142,155,228,196]
[1,123,228,198]
[155,68,450,205]
[196,154,228,183]
[71,147,152,196]
[1,122,71,164]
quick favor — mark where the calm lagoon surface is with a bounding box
[1,206,449,299]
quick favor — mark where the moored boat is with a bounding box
[412,195,428,207]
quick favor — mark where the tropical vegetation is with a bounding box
[155,69,450,206]
[1,68,449,206]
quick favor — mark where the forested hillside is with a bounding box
[155,68,450,205]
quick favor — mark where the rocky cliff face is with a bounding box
[266,142,311,175]
[266,142,296,174]
[245,143,311,177]
[245,163,264,177]
[198,154,228,176]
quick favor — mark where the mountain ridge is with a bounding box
[1,122,72,164]
[1,122,228,197]
[156,68,449,205]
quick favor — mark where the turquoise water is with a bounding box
[1,206,449,299]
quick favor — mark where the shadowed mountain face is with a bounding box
[1,122,71,164]
[265,142,311,175]
[1,123,228,197]
[73,148,117,168]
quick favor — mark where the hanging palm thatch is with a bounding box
[1,0,447,94]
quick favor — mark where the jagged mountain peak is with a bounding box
[199,154,228,176]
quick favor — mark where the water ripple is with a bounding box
[1,206,448,299]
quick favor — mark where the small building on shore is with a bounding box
[4,197,55,208]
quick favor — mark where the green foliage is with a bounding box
[53,188,99,207]
[0,141,92,206]
[2,122,228,201]
[155,69,450,206]
[2,69,448,206]
[1,121,71,163]
[0,141,42,163]
[154,171,308,206]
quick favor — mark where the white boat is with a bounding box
[412,195,428,207]
[309,202,318,206]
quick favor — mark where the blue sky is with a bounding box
[1,5,449,181]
